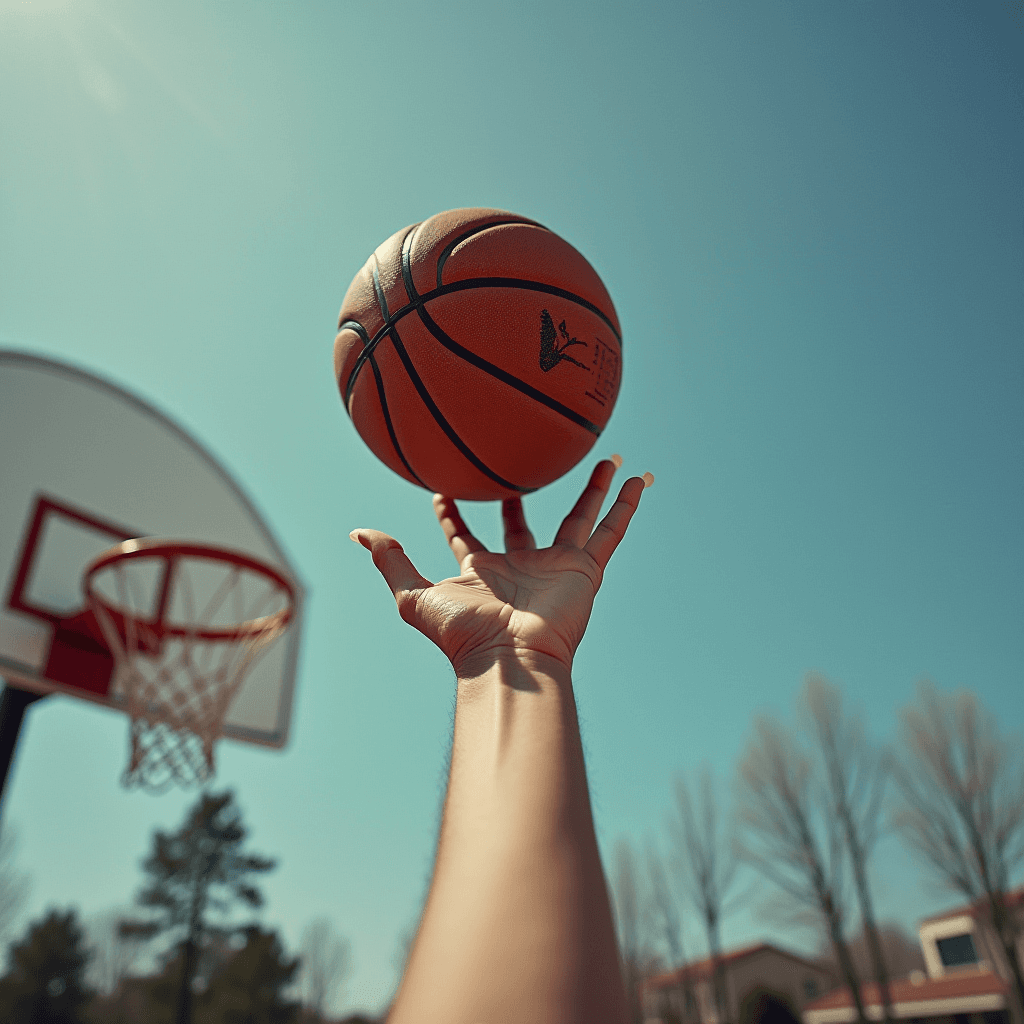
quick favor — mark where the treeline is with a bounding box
[610,677,1024,1024]
[0,791,363,1024]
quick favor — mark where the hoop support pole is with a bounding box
[0,683,47,818]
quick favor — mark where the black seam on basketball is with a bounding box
[338,318,426,486]
[339,319,371,342]
[339,320,371,411]
[384,321,535,495]
[401,237,601,436]
[371,258,390,320]
[435,278,619,339]
[366,352,427,488]
[400,228,417,298]
[371,222,420,322]
[344,277,620,405]
[435,217,548,290]
[395,237,534,494]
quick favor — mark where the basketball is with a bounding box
[333,208,622,500]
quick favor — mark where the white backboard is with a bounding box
[0,351,303,747]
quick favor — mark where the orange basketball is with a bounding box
[333,208,622,501]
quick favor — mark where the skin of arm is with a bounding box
[350,458,650,1024]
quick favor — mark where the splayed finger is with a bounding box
[581,475,648,569]
[433,494,487,564]
[553,458,619,548]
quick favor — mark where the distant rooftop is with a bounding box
[803,969,1008,1023]
[645,942,826,992]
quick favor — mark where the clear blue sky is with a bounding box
[1,0,1022,1016]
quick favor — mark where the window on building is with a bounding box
[936,933,979,968]
[803,978,819,999]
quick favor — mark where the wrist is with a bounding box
[454,647,573,688]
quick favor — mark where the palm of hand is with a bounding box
[352,459,647,677]
[403,546,603,672]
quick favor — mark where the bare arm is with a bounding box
[350,459,650,1024]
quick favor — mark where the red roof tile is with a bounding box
[644,943,827,993]
[804,970,1008,1011]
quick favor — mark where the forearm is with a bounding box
[387,651,628,1024]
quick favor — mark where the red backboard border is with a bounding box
[5,493,141,625]
[5,495,144,699]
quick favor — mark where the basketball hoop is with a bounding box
[84,540,296,791]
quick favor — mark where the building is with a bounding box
[802,889,1023,1024]
[802,970,1009,1024]
[642,942,836,1024]
[918,888,1023,985]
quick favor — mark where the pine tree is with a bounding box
[122,789,275,1024]
[0,908,95,1023]
[200,926,300,1024]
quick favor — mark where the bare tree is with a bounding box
[735,716,868,1024]
[612,836,645,1024]
[890,682,1024,1021]
[299,916,352,1022]
[803,674,893,1023]
[668,767,736,1024]
[645,839,699,1023]
[611,837,668,1022]
[816,921,925,982]
[0,825,29,946]
[645,840,684,969]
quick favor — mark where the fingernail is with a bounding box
[610,453,623,468]
[349,530,362,544]
[642,472,655,488]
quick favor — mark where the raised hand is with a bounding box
[350,459,651,676]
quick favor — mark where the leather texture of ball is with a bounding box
[334,208,622,500]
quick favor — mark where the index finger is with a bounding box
[433,494,488,565]
[581,475,650,569]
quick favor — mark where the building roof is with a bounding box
[644,942,828,993]
[802,969,1008,1023]
[918,885,1024,926]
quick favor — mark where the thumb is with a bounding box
[350,529,432,597]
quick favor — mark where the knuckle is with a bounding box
[371,539,403,567]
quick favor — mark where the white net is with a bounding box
[86,545,293,791]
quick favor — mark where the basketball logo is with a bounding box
[539,310,589,372]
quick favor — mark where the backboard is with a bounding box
[0,351,303,748]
